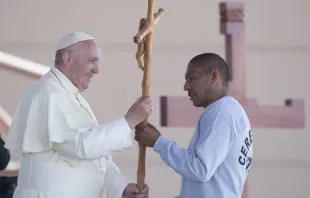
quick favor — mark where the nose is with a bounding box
[184,80,190,91]
[93,64,99,74]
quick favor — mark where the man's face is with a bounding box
[67,40,101,91]
[184,62,215,107]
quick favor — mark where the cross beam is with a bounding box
[159,2,305,198]
[160,2,304,129]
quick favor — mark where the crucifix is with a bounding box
[133,0,166,190]
[159,2,305,198]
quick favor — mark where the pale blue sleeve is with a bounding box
[153,114,235,182]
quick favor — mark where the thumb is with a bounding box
[135,122,146,131]
[134,97,142,104]
[147,122,156,129]
[135,185,143,194]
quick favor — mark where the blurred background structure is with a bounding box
[0,0,309,197]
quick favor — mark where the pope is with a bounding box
[5,32,151,198]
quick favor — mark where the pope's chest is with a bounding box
[68,94,98,125]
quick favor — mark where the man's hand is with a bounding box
[134,122,161,147]
[123,183,149,198]
[125,97,153,129]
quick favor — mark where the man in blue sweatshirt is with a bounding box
[134,53,253,198]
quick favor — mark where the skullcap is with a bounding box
[56,32,94,50]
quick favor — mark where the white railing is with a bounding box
[0,50,49,134]
[0,51,50,78]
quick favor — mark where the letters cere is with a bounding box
[238,129,252,171]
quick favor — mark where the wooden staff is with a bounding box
[133,0,166,190]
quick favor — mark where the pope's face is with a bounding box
[67,40,101,91]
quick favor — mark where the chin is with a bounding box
[192,101,202,108]
[81,83,90,91]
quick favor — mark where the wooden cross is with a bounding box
[159,2,305,198]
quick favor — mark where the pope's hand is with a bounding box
[123,183,149,198]
[125,96,153,129]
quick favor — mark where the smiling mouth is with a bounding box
[188,92,195,100]
[85,74,93,83]
[86,74,94,81]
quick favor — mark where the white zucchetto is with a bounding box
[56,32,95,50]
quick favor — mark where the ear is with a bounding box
[62,51,72,67]
[210,68,220,84]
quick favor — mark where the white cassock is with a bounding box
[5,66,132,198]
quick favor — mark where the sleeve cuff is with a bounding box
[153,136,172,153]
[108,116,133,151]
[120,116,133,133]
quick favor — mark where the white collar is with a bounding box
[50,67,79,95]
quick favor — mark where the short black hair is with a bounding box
[189,53,229,87]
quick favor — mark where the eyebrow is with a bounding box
[185,71,195,78]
